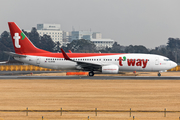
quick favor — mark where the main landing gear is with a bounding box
[89,71,94,76]
[158,72,161,77]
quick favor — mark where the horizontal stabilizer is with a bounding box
[0,61,7,64]
[4,51,26,57]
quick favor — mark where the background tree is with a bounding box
[167,38,180,63]
[167,38,180,49]
[0,31,14,60]
[0,31,14,51]
[125,45,149,53]
[149,48,161,55]
[28,27,41,47]
[110,42,124,53]
[65,39,97,53]
[39,34,55,52]
[23,28,56,52]
[54,41,61,52]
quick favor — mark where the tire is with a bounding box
[158,73,161,77]
[89,71,94,76]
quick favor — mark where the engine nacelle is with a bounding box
[102,65,119,74]
[76,65,82,70]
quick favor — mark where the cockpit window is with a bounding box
[164,59,170,61]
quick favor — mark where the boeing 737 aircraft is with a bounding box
[5,22,177,76]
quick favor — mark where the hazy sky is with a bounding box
[1,0,180,48]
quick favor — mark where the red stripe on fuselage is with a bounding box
[24,53,126,58]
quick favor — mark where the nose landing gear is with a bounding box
[158,72,161,77]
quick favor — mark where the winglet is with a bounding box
[60,48,71,60]
[69,50,72,53]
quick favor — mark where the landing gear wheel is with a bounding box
[158,73,161,77]
[89,71,94,77]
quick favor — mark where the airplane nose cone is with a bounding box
[172,61,177,68]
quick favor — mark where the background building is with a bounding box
[37,24,63,43]
[91,39,115,50]
[63,31,71,42]
[37,24,61,30]
[26,23,115,49]
[92,32,102,39]
[71,31,92,42]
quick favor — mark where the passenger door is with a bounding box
[155,57,159,65]
[36,58,40,64]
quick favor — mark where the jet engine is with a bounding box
[102,65,119,74]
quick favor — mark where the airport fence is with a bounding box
[1,108,180,120]
[0,65,179,71]
[0,65,58,71]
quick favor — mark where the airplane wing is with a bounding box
[4,51,26,57]
[60,48,101,71]
[0,56,10,64]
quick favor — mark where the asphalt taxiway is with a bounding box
[0,76,180,80]
[0,71,62,75]
[0,71,180,80]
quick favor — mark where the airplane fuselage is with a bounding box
[7,22,177,76]
[14,53,176,72]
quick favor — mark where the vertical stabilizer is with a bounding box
[8,22,50,54]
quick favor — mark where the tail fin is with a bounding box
[8,22,50,54]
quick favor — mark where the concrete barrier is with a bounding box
[0,65,57,71]
[0,65,179,71]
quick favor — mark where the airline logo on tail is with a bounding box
[13,32,25,48]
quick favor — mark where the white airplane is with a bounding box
[5,22,177,76]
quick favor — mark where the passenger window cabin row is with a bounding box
[45,58,150,61]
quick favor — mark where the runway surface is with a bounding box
[0,71,180,79]
[0,76,180,79]
[0,71,62,75]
